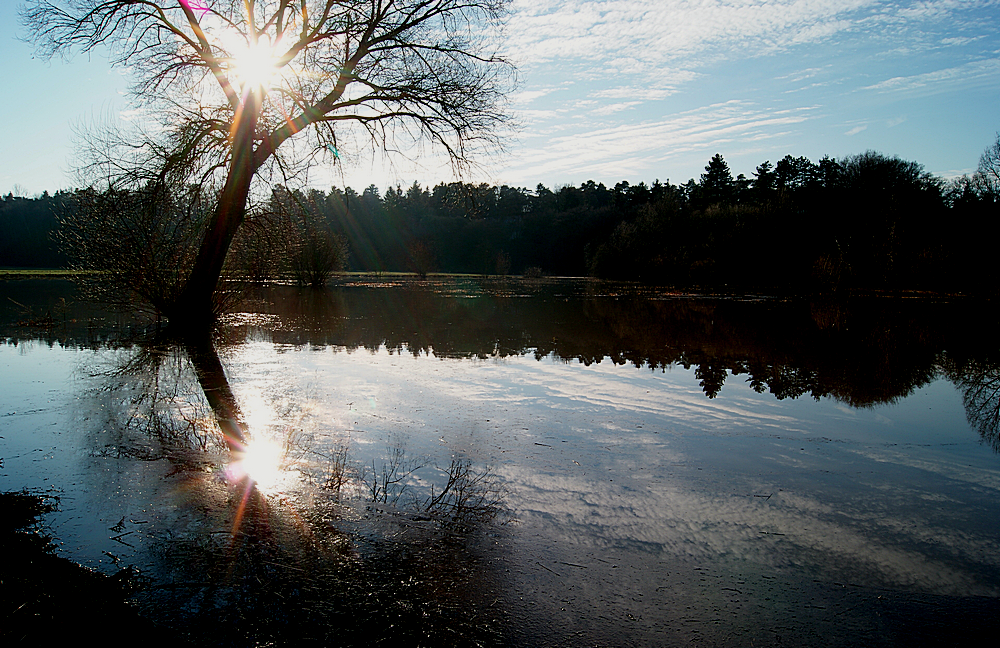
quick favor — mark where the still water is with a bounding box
[2,277,999,646]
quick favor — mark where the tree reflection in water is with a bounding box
[7,276,1000,453]
[944,359,1000,451]
[227,280,1000,445]
[84,331,510,646]
[89,339,222,464]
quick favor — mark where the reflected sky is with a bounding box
[216,343,1000,596]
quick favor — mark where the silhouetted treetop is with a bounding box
[699,153,735,205]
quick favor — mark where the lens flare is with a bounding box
[178,0,211,15]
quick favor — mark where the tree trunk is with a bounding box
[171,91,262,330]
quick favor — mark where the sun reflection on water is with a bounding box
[230,436,289,492]
[218,369,301,493]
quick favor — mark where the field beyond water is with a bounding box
[2,277,999,646]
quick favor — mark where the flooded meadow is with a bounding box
[2,277,999,646]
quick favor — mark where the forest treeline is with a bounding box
[0,190,70,268]
[3,145,999,294]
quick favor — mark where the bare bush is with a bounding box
[424,458,507,527]
[59,184,289,315]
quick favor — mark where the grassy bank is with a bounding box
[0,269,87,278]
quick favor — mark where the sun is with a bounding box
[226,35,281,92]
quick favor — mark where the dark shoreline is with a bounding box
[0,490,185,646]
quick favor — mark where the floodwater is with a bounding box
[2,277,999,646]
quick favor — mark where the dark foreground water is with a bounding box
[2,277,999,646]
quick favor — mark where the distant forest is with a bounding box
[3,147,999,294]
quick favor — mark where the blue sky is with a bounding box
[2,0,998,195]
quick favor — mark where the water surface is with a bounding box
[2,278,999,646]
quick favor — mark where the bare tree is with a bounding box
[22,0,513,329]
[975,132,1000,199]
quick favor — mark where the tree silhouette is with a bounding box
[831,151,944,288]
[23,0,512,329]
[750,161,775,203]
[699,153,734,205]
[774,155,818,191]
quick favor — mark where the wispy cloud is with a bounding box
[507,1,998,120]
[894,0,997,22]
[508,1,998,76]
[503,101,815,184]
[776,67,830,83]
[509,0,877,70]
[589,68,700,101]
[845,124,868,136]
[513,88,559,105]
[590,101,642,116]
[940,35,983,47]
[862,57,1000,93]
[505,0,1000,82]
